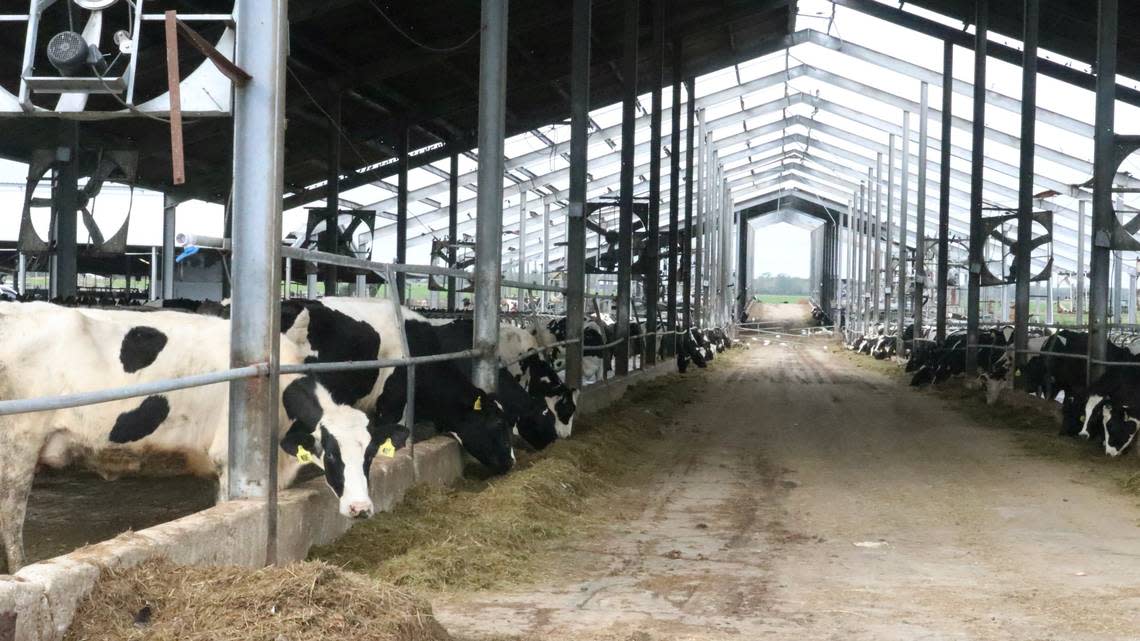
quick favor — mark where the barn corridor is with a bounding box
[438,341,1140,641]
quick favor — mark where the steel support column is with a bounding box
[53,123,79,301]
[897,114,911,350]
[447,153,459,312]
[396,127,409,303]
[1077,200,1087,322]
[228,0,287,565]
[518,189,528,310]
[1089,0,1117,381]
[886,134,896,319]
[694,110,705,327]
[324,90,342,295]
[162,195,176,300]
[873,157,882,323]
[965,0,988,373]
[668,39,682,351]
[473,0,509,392]
[542,203,551,311]
[645,0,663,364]
[565,0,590,389]
[683,78,695,329]
[936,41,954,342]
[615,0,638,376]
[1014,0,1039,366]
[914,81,930,338]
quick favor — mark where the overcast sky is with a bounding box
[2,0,1138,281]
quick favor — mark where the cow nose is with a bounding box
[348,501,374,519]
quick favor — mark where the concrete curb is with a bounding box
[1,437,463,641]
[1,361,676,641]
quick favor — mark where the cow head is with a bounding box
[1101,401,1139,457]
[522,355,578,438]
[450,390,515,474]
[281,377,379,519]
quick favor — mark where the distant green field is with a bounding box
[753,294,811,304]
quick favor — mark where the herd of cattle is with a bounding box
[0,297,734,573]
[846,323,1140,459]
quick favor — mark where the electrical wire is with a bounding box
[366,0,479,54]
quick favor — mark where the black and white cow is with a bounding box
[429,318,576,448]
[676,328,708,373]
[280,298,515,474]
[0,302,381,573]
[538,317,610,381]
[908,326,1012,387]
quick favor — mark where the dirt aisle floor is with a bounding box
[436,341,1140,641]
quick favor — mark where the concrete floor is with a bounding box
[437,339,1140,640]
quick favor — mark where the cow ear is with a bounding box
[280,420,318,458]
[283,377,324,428]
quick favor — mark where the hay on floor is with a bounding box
[64,559,452,641]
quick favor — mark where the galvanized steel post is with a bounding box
[148,248,157,299]
[1014,0,1039,365]
[518,189,528,310]
[914,81,930,339]
[542,203,551,311]
[936,41,954,342]
[667,40,682,352]
[873,153,883,325]
[324,90,342,294]
[615,0,638,376]
[1077,199,1087,322]
[645,0,663,365]
[447,153,459,312]
[897,114,911,351]
[564,0,590,389]
[683,78,695,329]
[886,134,896,320]
[54,121,79,300]
[1090,0,1117,382]
[163,195,176,300]
[396,128,409,303]
[472,0,509,393]
[965,0,988,374]
[228,0,288,565]
[694,110,705,327]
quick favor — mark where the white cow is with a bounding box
[0,302,379,573]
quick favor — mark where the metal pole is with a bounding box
[965,0,988,373]
[914,81,930,339]
[873,159,882,324]
[396,127,409,303]
[542,203,551,311]
[162,195,176,300]
[1014,0,1039,364]
[683,78,695,329]
[565,0,590,388]
[1089,0,1117,380]
[518,189,528,310]
[936,41,954,342]
[644,0,663,364]
[324,90,342,295]
[307,273,318,299]
[284,257,292,299]
[615,0,638,376]
[472,0,509,393]
[355,274,367,297]
[855,188,863,332]
[1114,250,1123,327]
[694,109,705,327]
[447,153,459,312]
[886,134,896,320]
[1046,273,1055,324]
[228,0,286,566]
[667,40,682,351]
[53,122,79,301]
[1077,199,1087,323]
[1131,273,1137,324]
[861,182,870,330]
[897,113,911,350]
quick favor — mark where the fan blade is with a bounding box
[584,219,608,236]
[80,206,106,246]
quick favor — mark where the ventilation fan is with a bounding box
[428,237,475,293]
[18,148,137,255]
[979,209,1053,286]
[1,0,235,116]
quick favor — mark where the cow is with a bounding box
[980,334,1050,405]
[0,302,382,573]
[676,328,709,373]
[429,318,577,445]
[1100,400,1140,457]
[280,298,515,474]
[538,317,610,381]
[908,327,1012,387]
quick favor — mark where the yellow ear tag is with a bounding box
[296,445,324,469]
[473,397,482,411]
[1015,369,1021,376]
[379,438,396,458]
[1079,415,1086,422]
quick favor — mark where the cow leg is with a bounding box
[374,366,409,425]
[0,436,42,574]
